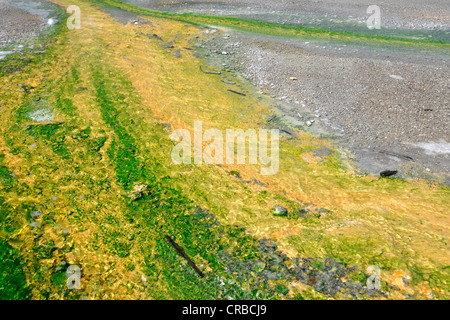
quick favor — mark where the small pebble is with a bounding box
[31,211,43,217]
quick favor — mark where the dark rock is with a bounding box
[379,150,413,161]
[222,80,236,84]
[280,128,295,137]
[148,33,162,41]
[380,170,398,177]
[296,208,310,218]
[164,41,175,49]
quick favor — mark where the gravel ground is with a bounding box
[0,0,56,50]
[197,31,450,184]
[0,2,42,46]
[125,0,450,30]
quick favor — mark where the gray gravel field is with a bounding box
[126,0,450,30]
[0,0,58,50]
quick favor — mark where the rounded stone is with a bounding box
[272,206,288,216]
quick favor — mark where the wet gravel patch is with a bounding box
[124,0,450,32]
[193,206,384,299]
[0,2,43,46]
[0,0,60,49]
